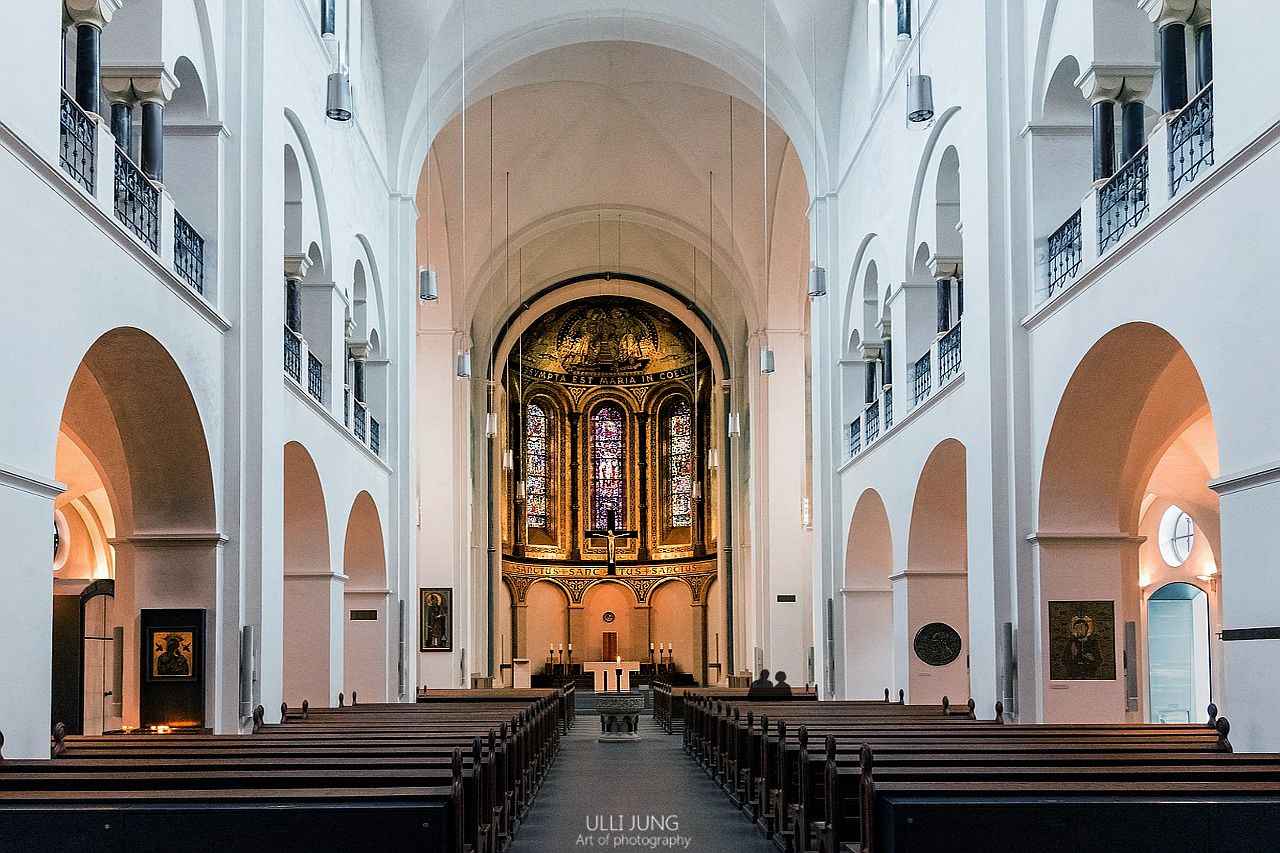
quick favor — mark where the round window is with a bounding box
[1158,506,1195,567]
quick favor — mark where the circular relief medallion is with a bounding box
[913,622,962,667]
[602,611,616,624]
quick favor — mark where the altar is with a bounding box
[583,660,640,692]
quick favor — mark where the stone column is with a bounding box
[283,255,309,334]
[691,601,709,684]
[133,67,178,183]
[1119,75,1156,163]
[100,71,135,156]
[1142,0,1197,114]
[64,0,122,116]
[512,601,528,660]
[1191,2,1213,90]
[568,411,582,559]
[1077,68,1125,182]
[929,256,962,334]
[636,412,650,561]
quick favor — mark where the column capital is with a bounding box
[101,64,179,105]
[348,340,371,360]
[1118,72,1157,105]
[100,68,139,105]
[1189,0,1212,28]
[927,253,963,280]
[1140,0,1197,27]
[1075,65,1157,104]
[284,254,312,282]
[64,0,123,29]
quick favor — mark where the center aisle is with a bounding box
[511,711,775,853]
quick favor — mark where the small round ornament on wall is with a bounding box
[913,622,962,666]
[602,611,616,624]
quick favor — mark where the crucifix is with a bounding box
[585,509,637,575]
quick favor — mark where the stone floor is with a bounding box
[510,713,775,853]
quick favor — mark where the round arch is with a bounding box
[342,491,389,703]
[283,441,336,708]
[842,488,894,699]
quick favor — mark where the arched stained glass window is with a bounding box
[667,399,694,528]
[591,404,625,530]
[525,402,551,529]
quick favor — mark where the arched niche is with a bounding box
[342,491,388,703]
[283,441,337,708]
[843,489,894,699]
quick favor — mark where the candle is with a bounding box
[568,643,572,652]
[559,643,564,652]
[650,642,654,651]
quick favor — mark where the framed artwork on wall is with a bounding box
[1048,600,1117,680]
[420,588,453,652]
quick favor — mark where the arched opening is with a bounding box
[843,489,894,699]
[525,580,569,678]
[1146,582,1211,723]
[650,579,696,678]
[580,580,638,662]
[903,439,970,704]
[342,491,389,703]
[53,328,217,734]
[282,441,337,707]
[1038,323,1220,723]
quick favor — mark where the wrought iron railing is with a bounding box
[1169,83,1214,196]
[59,91,96,194]
[1098,147,1149,254]
[883,387,894,430]
[284,327,302,382]
[114,147,159,252]
[912,353,932,406]
[848,419,862,457]
[353,400,367,442]
[939,322,962,383]
[1046,209,1083,297]
[173,210,205,293]
[865,399,881,443]
[307,351,323,402]
[370,417,380,455]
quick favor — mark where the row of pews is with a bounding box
[681,692,1280,853]
[0,685,573,852]
[653,682,820,733]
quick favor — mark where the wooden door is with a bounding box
[602,632,618,661]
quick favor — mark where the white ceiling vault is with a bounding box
[370,1,855,354]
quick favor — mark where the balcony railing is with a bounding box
[883,386,894,430]
[1170,83,1214,196]
[911,353,932,406]
[307,351,323,402]
[865,399,881,444]
[939,322,962,383]
[1098,147,1149,254]
[173,210,205,293]
[59,91,96,194]
[370,417,381,455]
[848,419,862,457]
[284,326,302,383]
[114,147,160,252]
[1046,209,1083,296]
[353,400,368,442]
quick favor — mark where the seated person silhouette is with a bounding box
[772,671,793,697]
[747,669,772,697]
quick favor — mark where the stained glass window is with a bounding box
[667,399,694,527]
[591,404,625,530]
[525,402,551,529]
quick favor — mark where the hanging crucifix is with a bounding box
[585,509,637,575]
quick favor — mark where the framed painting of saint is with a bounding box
[1048,600,1116,680]
[420,588,453,652]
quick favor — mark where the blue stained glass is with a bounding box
[525,402,552,528]
[592,405,625,530]
[668,399,693,527]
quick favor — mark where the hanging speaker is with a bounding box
[456,351,472,378]
[418,266,438,301]
[808,265,827,297]
[907,73,935,123]
[760,348,776,374]
[327,71,353,121]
